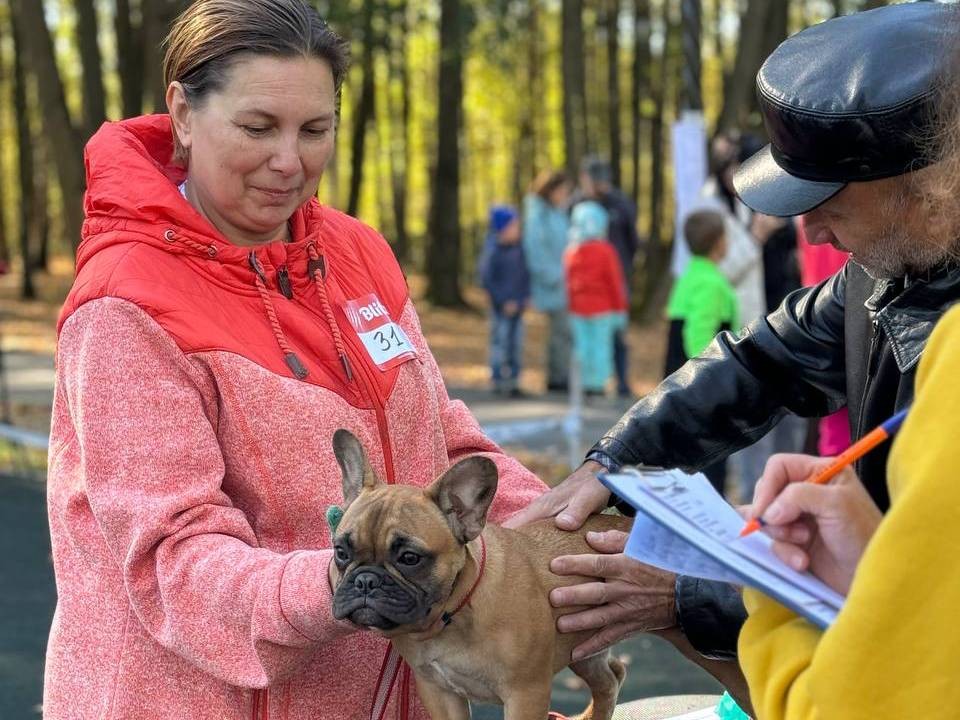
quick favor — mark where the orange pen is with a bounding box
[739,407,910,538]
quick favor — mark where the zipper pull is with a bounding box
[866,318,881,378]
[248,252,267,284]
[339,352,354,382]
[308,254,327,279]
[277,266,293,299]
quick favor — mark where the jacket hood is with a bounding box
[79,114,322,275]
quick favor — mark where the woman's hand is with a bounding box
[748,453,882,595]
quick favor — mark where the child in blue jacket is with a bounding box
[480,205,530,396]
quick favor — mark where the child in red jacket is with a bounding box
[564,201,628,396]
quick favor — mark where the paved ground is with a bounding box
[0,358,723,718]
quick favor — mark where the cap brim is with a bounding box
[732,145,845,217]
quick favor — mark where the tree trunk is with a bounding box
[0,17,10,270]
[346,0,376,218]
[606,0,622,187]
[12,0,85,255]
[562,0,587,174]
[116,0,145,117]
[745,0,789,123]
[33,136,51,273]
[513,0,539,202]
[426,0,465,307]
[631,0,651,206]
[716,0,771,132]
[387,0,410,264]
[679,0,702,111]
[142,0,186,112]
[75,0,107,139]
[640,1,675,320]
[10,8,35,299]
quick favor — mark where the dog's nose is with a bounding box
[353,572,382,593]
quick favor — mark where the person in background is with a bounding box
[523,170,574,393]
[702,133,766,329]
[664,209,738,494]
[480,205,530,397]
[564,201,628,398]
[579,156,640,399]
[797,215,851,456]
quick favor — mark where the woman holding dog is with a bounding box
[43,2,546,718]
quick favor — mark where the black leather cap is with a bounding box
[734,3,956,217]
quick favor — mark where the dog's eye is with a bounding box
[397,551,421,567]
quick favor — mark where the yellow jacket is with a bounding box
[739,304,960,719]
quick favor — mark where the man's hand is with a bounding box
[502,461,611,530]
[748,453,881,595]
[549,529,677,660]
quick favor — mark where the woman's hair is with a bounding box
[163,0,350,161]
[530,170,571,201]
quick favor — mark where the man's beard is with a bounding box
[856,226,958,279]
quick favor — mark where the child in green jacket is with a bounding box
[665,209,738,493]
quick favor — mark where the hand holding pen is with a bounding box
[744,454,882,595]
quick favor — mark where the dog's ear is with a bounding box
[426,456,499,544]
[332,429,381,507]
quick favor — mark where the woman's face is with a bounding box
[549,182,572,209]
[168,54,336,246]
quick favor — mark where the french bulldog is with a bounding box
[329,429,749,719]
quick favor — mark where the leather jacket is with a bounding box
[590,259,960,658]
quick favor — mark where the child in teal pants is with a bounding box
[564,201,628,395]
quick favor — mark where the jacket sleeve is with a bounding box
[739,304,960,719]
[592,264,849,473]
[53,298,357,689]
[400,301,549,521]
[590,266,849,659]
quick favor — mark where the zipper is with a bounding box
[298,258,398,484]
[277,266,293,299]
[856,317,882,439]
[252,688,269,720]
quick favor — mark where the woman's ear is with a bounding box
[166,82,192,155]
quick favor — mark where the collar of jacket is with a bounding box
[863,262,960,373]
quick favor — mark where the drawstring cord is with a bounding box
[162,228,353,385]
[248,253,309,380]
[307,242,354,383]
[163,228,217,258]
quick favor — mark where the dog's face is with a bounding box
[329,430,498,635]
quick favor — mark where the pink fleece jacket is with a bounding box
[44,115,547,720]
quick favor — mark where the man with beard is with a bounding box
[506,2,960,671]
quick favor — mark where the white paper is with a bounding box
[603,468,845,629]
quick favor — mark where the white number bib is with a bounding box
[343,293,418,371]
